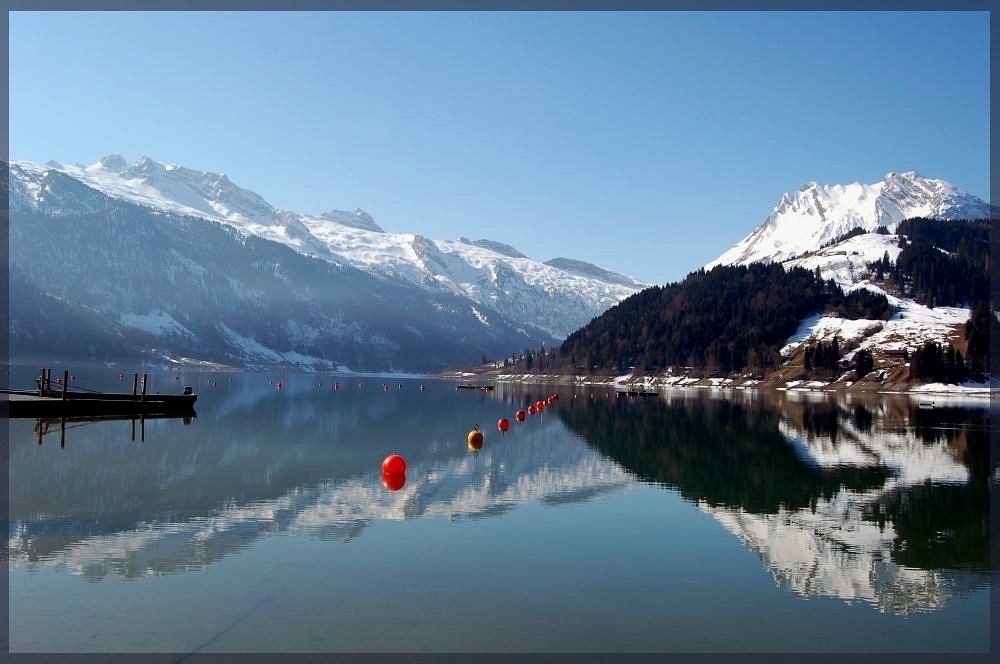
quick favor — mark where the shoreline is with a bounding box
[438,370,994,399]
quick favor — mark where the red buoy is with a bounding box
[498,418,510,433]
[382,472,406,491]
[382,454,407,475]
[528,404,537,415]
[516,410,526,422]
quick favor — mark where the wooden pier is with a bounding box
[2,368,197,418]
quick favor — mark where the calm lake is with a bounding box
[6,369,992,653]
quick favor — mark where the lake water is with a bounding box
[5,369,993,653]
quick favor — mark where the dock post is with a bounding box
[60,418,66,448]
[37,368,44,396]
[141,373,148,403]
[62,370,68,401]
[133,373,138,396]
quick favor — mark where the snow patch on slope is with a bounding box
[119,311,196,339]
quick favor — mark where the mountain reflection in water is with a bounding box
[555,390,990,614]
[7,374,990,617]
[7,377,633,581]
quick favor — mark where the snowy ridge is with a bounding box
[544,257,645,288]
[9,156,645,339]
[708,172,993,268]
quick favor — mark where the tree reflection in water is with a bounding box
[556,391,990,614]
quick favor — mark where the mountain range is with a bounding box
[6,155,644,371]
[5,158,993,377]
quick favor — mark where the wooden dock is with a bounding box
[2,368,197,418]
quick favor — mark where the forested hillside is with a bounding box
[501,217,993,382]
[869,217,989,307]
[552,263,889,376]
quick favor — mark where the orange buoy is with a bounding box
[516,410,526,422]
[467,425,484,450]
[497,418,510,433]
[382,454,407,475]
[382,472,406,491]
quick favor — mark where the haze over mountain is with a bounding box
[6,156,646,370]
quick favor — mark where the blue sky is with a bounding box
[8,11,991,284]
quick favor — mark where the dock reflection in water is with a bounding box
[6,372,992,651]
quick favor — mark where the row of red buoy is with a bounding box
[382,393,561,490]
[500,394,559,434]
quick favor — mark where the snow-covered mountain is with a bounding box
[704,173,993,381]
[6,156,647,369]
[9,156,644,341]
[708,172,993,268]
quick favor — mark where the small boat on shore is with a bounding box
[455,384,494,391]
